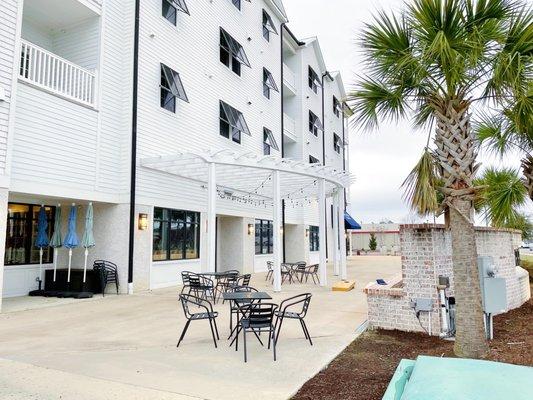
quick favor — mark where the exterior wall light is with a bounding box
[138,213,148,230]
[248,223,255,235]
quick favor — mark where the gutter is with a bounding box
[127,0,141,293]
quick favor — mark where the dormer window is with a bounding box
[220,28,251,76]
[262,10,278,41]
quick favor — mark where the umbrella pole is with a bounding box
[38,247,43,291]
[83,248,88,283]
[67,249,72,283]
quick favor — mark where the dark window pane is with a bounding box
[153,220,169,261]
[220,119,230,138]
[232,0,241,10]
[170,222,184,260]
[161,88,176,112]
[171,210,185,223]
[185,222,199,259]
[231,57,241,75]
[220,47,230,67]
[231,127,241,143]
[162,1,177,25]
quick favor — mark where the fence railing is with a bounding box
[19,40,97,107]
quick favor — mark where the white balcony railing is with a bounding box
[19,40,97,107]
[283,63,297,94]
[283,113,297,142]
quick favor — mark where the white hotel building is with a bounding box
[0,0,353,308]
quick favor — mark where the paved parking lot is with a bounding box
[0,256,400,400]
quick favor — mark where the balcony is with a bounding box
[283,64,297,96]
[19,40,97,107]
[283,113,297,142]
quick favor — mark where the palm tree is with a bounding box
[349,0,531,358]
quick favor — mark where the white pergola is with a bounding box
[141,149,353,291]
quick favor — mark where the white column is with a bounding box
[338,189,347,280]
[206,162,216,272]
[349,231,353,257]
[318,178,327,286]
[332,190,340,276]
[272,170,282,292]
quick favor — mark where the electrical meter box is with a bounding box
[477,256,507,314]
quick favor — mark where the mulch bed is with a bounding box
[293,292,533,400]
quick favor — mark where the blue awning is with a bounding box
[344,212,361,230]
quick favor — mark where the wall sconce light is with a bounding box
[138,213,148,230]
[247,223,255,236]
[305,228,310,237]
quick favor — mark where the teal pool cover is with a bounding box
[383,355,533,400]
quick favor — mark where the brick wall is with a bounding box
[364,224,530,335]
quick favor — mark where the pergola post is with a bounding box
[332,190,340,276]
[206,162,216,272]
[338,189,347,280]
[272,170,282,292]
[318,178,327,286]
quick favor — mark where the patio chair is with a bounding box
[237,274,251,287]
[93,260,119,296]
[274,293,313,346]
[228,286,258,339]
[300,264,319,284]
[292,261,307,282]
[182,271,215,301]
[235,302,278,362]
[281,264,294,284]
[216,270,239,302]
[265,261,274,282]
[177,294,220,348]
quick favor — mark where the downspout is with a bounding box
[127,0,141,294]
[280,22,286,263]
[321,72,328,259]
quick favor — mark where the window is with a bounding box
[162,0,189,25]
[333,133,341,153]
[220,100,251,144]
[309,155,320,164]
[153,208,200,261]
[262,68,279,99]
[308,66,321,93]
[5,203,55,266]
[333,96,342,118]
[255,219,273,254]
[309,226,319,251]
[263,127,279,155]
[232,0,241,10]
[220,28,251,76]
[262,9,278,41]
[160,63,188,112]
[308,111,323,136]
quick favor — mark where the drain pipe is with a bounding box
[127,0,141,294]
[280,22,287,263]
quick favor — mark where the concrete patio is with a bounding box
[0,256,400,400]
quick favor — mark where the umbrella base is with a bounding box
[72,291,93,299]
[28,289,46,297]
[43,290,62,297]
[56,291,77,298]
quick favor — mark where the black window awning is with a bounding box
[220,101,251,136]
[263,68,279,92]
[309,111,323,131]
[166,0,189,15]
[161,64,189,102]
[220,28,251,68]
[262,10,278,35]
[263,127,279,151]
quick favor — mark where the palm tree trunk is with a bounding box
[521,155,533,201]
[434,100,488,359]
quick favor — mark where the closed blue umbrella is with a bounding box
[64,204,79,283]
[29,206,49,295]
[81,202,95,283]
[49,204,62,281]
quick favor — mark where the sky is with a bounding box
[283,0,528,224]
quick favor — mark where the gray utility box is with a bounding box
[478,256,507,314]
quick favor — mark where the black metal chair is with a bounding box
[237,274,251,287]
[216,270,239,302]
[93,260,119,296]
[177,294,220,348]
[235,303,278,362]
[293,261,307,282]
[228,286,258,339]
[300,264,319,284]
[265,261,274,282]
[274,293,313,346]
[281,264,294,284]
